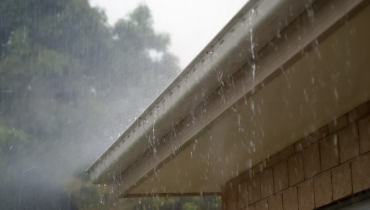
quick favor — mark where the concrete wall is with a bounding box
[222,101,370,210]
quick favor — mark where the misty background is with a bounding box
[0,0,186,209]
[0,0,249,209]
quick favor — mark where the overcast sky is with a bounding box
[89,0,248,68]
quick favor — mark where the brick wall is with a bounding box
[222,101,370,210]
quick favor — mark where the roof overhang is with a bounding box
[88,0,369,198]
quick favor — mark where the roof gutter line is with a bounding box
[88,0,312,183]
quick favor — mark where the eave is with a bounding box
[88,0,369,198]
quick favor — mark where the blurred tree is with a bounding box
[0,0,219,209]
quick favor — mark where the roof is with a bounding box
[88,0,370,198]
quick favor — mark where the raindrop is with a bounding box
[251,100,255,116]
[303,88,308,102]
[251,63,256,93]
[333,87,338,101]
[209,47,214,54]
[249,8,256,59]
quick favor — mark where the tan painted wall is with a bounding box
[222,101,370,210]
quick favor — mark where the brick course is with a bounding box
[297,180,314,210]
[328,115,347,134]
[320,134,339,171]
[348,102,368,123]
[254,199,268,210]
[282,187,298,210]
[288,153,304,186]
[280,145,295,160]
[303,143,321,179]
[359,115,370,154]
[266,153,281,168]
[261,168,274,199]
[351,153,370,193]
[274,161,289,193]
[332,162,352,200]
[338,125,359,163]
[307,125,328,143]
[314,172,332,207]
[227,187,238,210]
[248,174,261,204]
[295,138,310,152]
[223,100,370,210]
[268,194,283,210]
[238,181,248,209]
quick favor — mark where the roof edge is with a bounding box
[88,0,312,183]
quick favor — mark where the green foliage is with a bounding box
[0,127,27,156]
[183,202,199,210]
[0,0,219,209]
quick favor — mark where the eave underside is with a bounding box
[117,0,370,198]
